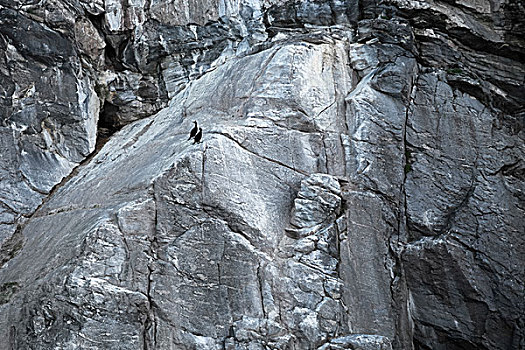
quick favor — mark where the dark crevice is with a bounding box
[396,3,525,117]
[143,190,159,350]
[447,77,522,117]
[488,160,524,178]
[103,31,134,71]
[143,264,156,350]
[413,318,490,350]
[256,264,267,319]
[85,12,105,37]
[103,39,119,69]
[396,5,525,63]
[96,101,122,149]
[0,225,24,269]
[392,61,419,350]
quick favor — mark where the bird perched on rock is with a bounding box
[188,121,198,140]
[193,128,203,144]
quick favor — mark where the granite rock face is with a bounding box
[0,0,523,349]
[0,5,99,245]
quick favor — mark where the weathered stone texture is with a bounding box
[0,0,523,349]
[0,5,99,245]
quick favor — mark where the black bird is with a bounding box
[188,121,198,140]
[193,127,203,144]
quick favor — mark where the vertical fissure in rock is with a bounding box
[391,62,420,350]
[143,263,156,350]
[201,143,207,197]
[142,190,159,350]
[256,263,267,320]
[399,68,418,245]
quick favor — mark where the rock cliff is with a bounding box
[0,0,523,349]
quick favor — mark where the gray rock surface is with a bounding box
[318,335,393,350]
[0,0,523,349]
[0,5,99,245]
